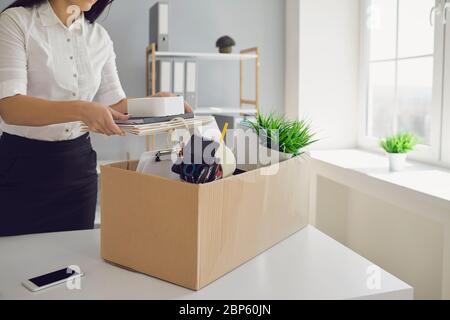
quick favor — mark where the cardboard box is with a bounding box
[100,156,310,290]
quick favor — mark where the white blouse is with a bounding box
[0,1,126,141]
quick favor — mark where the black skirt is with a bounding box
[0,133,98,237]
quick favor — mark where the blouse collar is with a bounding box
[38,0,85,32]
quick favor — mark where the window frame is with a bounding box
[442,4,450,164]
[358,0,447,166]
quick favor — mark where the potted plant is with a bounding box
[216,36,236,54]
[380,132,419,172]
[243,113,318,163]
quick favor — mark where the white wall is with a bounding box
[285,0,360,149]
[285,0,300,120]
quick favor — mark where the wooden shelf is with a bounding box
[145,43,260,151]
[154,51,258,61]
[194,107,258,116]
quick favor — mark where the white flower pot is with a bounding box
[234,143,296,172]
[388,153,407,172]
[258,144,293,165]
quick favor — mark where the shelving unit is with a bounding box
[144,43,260,150]
[145,43,260,113]
[152,51,258,61]
[194,107,257,116]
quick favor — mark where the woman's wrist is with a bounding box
[110,99,128,114]
[72,100,90,122]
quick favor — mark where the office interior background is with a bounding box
[3,0,287,160]
[1,0,450,300]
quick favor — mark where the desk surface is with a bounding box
[0,226,412,300]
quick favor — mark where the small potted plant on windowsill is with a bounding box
[380,132,419,172]
[243,113,318,164]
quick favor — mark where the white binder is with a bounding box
[149,2,169,51]
[159,60,172,93]
[149,59,172,94]
[173,60,185,97]
[185,60,197,108]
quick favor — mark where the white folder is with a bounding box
[184,60,197,108]
[149,59,172,94]
[173,60,185,97]
[159,60,172,92]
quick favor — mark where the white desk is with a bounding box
[0,226,412,300]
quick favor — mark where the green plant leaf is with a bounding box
[244,113,318,155]
[380,133,419,153]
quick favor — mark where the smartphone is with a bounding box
[22,267,84,292]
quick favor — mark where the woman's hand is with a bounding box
[152,92,193,113]
[110,99,128,114]
[78,101,129,136]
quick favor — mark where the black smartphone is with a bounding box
[22,266,84,292]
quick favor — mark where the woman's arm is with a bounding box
[0,95,129,136]
[0,12,128,137]
[110,98,128,114]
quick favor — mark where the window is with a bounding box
[360,0,449,164]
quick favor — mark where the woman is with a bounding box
[0,0,189,236]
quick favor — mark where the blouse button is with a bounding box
[73,74,77,78]
[67,38,71,42]
[69,56,74,60]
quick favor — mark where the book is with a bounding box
[115,112,194,126]
[81,115,214,137]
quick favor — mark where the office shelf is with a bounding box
[194,107,258,116]
[154,51,258,61]
[145,43,260,151]
[146,44,260,111]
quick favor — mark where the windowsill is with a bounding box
[309,149,450,215]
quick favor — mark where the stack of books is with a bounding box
[81,113,214,136]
